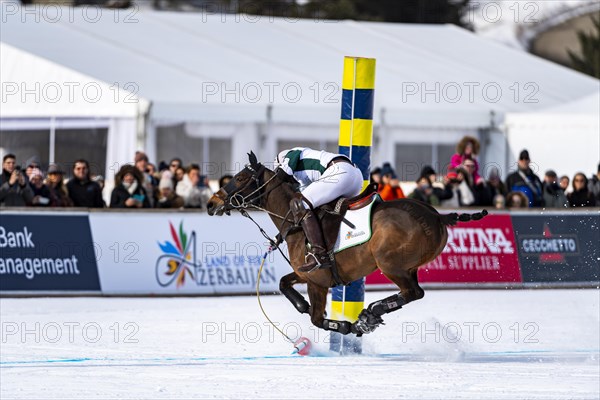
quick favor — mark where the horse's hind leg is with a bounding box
[384,268,424,303]
[279,272,309,314]
[351,269,424,336]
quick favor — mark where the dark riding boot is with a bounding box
[289,195,333,273]
[297,211,332,273]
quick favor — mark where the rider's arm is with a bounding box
[274,150,295,177]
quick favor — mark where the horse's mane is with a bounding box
[247,151,299,193]
[273,167,300,192]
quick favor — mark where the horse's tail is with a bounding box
[440,209,488,226]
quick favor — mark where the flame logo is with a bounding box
[156,221,198,288]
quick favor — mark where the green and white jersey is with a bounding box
[274,147,348,187]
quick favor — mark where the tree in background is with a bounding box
[568,16,600,79]
[317,0,470,27]
[220,0,472,29]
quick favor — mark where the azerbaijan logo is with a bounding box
[155,221,199,287]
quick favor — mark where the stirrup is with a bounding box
[298,252,331,273]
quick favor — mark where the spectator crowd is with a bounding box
[0,151,217,210]
[1,140,599,209]
[369,136,598,209]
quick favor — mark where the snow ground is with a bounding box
[1,290,599,399]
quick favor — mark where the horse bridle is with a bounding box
[218,164,294,224]
[216,164,298,268]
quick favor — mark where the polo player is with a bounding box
[274,147,363,272]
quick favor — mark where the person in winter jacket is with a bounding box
[28,168,51,207]
[67,159,104,208]
[588,163,600,203]
[377,162,405,201]
[450,136,484,185]
[505,150,544,207]
[176,164,213,209]
[46,164,73,207]
[542,170,569,208]
[420,165,453,203]
[0,154,34,207]
[408,175,440,205]
[567,172,596,207]
[110,165,151,208]
[157,171,184,209]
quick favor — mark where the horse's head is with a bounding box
[207,151,266,216]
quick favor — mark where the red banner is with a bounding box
[366,213,522,285]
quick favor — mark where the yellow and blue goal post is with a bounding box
[330,56,375,354]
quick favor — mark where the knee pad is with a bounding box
[289,196,306,222]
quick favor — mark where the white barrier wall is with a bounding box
[2,209,598,295]
[89,212,290,295]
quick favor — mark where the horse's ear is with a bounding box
[248,151,259,167]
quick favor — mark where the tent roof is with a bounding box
[0,42,147,118]
[2,8,598,124]
[540,89,600,114]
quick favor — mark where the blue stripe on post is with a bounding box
[333,56,374,356]
[351,145,371,181]
[341,90,354,120]
[339,145,370,180]
[330,281,364,310]
[338,146,350,158]
[353,89,374,120]
[331,286,344,300]
[342,279,365,301]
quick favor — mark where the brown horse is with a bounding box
[207,152,487,336]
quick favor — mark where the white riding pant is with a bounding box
[301,162,364,209]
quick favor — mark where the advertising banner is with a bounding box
[367,213,522,286]
[0,213,100,292]
[89,212,291,295]
[512,212,600,283]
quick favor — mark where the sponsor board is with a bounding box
[367,213,522,285]
[512,213,599,283]
[89,213,290,295]
[0,213,100,291]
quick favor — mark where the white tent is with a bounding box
[2,7,598,180]
[0,42,149,193]
[504,89,600,181]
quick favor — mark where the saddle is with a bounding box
[316,183,381,251]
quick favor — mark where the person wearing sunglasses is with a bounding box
[567,173,596,207]
[505,149,544,207]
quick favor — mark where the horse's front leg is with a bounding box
[307,283,354,335]
[279,272,309,314]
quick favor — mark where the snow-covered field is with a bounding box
[1,290,599,399]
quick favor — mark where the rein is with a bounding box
[223,165,297,267]
[222,164,346,287]
[226,166,295,224]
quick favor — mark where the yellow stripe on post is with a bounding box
[338,120,352,147]
[342,57,356,90]
[332,56,375,354]
[330,301,365,322]
[355,58,376,89]
[351,119,374,146]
